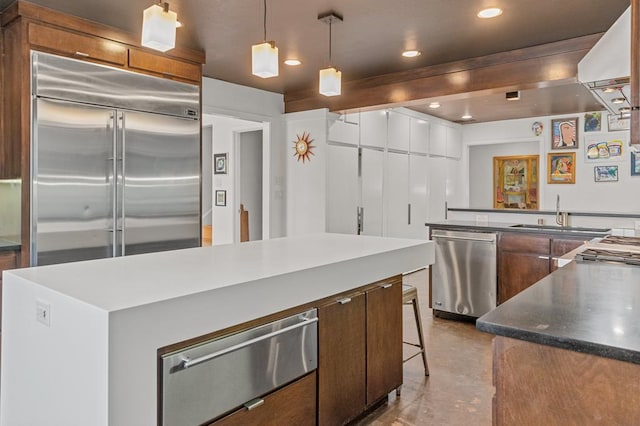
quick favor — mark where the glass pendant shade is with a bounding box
[319,67,341,96]
[141,3,177,52]
[252,42,279,78]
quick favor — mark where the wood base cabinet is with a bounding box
[210,373,317,426]
[318,277,403,425]
[498,233,585,304]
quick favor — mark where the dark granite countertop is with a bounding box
[477,261,640,365]
[0,238,20,252]
[425,220,611,238]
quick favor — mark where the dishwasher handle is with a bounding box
[175,317,319,372]
[432,234,496,243]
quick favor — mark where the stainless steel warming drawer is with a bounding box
[161,309,318,426]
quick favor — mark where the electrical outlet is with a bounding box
[36,300,51,327]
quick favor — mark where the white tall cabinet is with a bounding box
[326,108,461,239]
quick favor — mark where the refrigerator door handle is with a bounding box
[111,112,118,256]
[118,113,126,256]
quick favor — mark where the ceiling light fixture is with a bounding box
[318,12,343,97]
[141,1,177,52]
[619,107,631,113]
[612,97,625,104]
[462,114,473,120]
[252,0,278,78]
[402,50,421,58]
[284,59,302,66]
[477,7,503,19]
[429,102,441,109]
[603,87,616,93]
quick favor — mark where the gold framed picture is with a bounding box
[493,155,539,209]
[547,152,576,184]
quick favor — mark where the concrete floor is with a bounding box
[358,268,494,426]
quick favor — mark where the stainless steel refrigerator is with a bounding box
[31,52,201,266]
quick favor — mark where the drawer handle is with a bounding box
[538,256,550,260]
[74,51,90,57]
[244,398,264,411]
[381,283,392,289]
[338,297,352,305]
[176,317,318,371]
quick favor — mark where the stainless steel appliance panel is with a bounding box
[32,51,199,119]
[432,229,497,317]
[33,98,116,265]
[161,309,318,426]
[120,111,200,255]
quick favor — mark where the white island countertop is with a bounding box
[2,233,433,426]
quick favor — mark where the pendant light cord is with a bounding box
[328,20,332,66]
[263,0,267,42]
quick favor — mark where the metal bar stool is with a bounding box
[402,284,429,376]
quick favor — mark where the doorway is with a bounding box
[235,130,263,242]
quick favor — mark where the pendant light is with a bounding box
[318,12,343,97]
[141,1,177,52]
[252,0,278,78]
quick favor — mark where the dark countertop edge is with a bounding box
[476,320,640,365]
[424,221,610,238]
[0,240,21,252]
[448,208,640,219]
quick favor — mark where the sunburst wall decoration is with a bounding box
[293,132,315,163]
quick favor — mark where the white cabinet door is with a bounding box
[361,148,384,236]
[409,155,428,239]
[427,157,447,221]
[328,115,359,146]
[387,111,410,152]
[429,122,447,157]
[326,144,359,234]
[410,118,429,154]
[360,110,387,149]
[384,152,410,238]
[446,125,462,159]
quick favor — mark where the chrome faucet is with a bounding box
[555,195,569,227]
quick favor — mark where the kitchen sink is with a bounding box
[509,224,611,233]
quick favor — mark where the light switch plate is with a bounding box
[36,300,51,327]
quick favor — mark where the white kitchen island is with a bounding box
[1,233,433,426]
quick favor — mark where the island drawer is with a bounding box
[499,233,550,253]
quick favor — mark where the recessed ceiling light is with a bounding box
[612,97,625,104]
[284,59,302,66]
[402,50,421,58]
[477,7,503,19]
[603,87,616,93]
[429,102,441,109]
[619,107,631,113]
[462,114,473,120]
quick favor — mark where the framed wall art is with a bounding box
[584,136,624,162]
[632,152,640,176]
[551,117,578,149]
[547,152,575,184]
[584,112,601,132]
[594,165,618,182]
[215,190,227,206]
[608,114,630,132]
[214,153,228,174]
[493,155,539,210]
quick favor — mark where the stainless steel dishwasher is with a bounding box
[160,309,318,426]
[431,229,497,318]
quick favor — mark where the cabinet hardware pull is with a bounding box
[381,284,392,289]
[176,318,318,371]
[74,51,90,57]
[537,256,550,260]
[244,398,264,411]
[338,297,352,305]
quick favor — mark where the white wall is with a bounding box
[202,78,285,239]
[284,109,329,236]
[462,112,637,214]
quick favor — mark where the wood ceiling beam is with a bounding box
[284,33,603,113]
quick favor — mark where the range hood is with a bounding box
[577,7,631,117]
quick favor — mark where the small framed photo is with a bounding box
[214,153,228,174]
[594,165,618,182]
[548,152,576,184]
[632,152,640,176]
[608,114,630,132]
[215,190,227,206]
[583,112,601,132]
[551,117,579,150]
